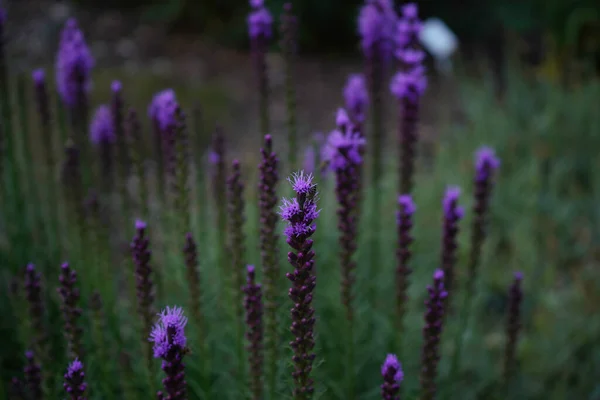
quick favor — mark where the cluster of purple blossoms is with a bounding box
[441,186,464,307]
[148,89,178,133]
[358,0,397,62]
[150,306,189,400]
[381,354,403,400]
[55,18,94,108]
[420,269,447,400]
[247,0,273,40]
[323,109,366,172]
[343,74,369,127]
[280,171,320,399]
[390,3,427,102]
[89,105,114,145]
[64,358,87,400]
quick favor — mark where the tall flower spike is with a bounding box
[111,80,131,215]
[183,233,203,340]
[359,0,397,298]
[24,263,47,358]
[381,354,403,400]
[280,2,298,169]
[440,186,464,311]
[391,3,427,195]
[64,358,87,400]
[244,265,264,400]
[148,88,178,197]
[420,269,447,400]
[149,306,188,399]
[89,105,115,192]
[343,73,369,128]
[24,350,43,400]
[171,107,191,233]
[130,220,156,364]
[396,194,416,339]
[57,262,83,359]
[504,272,524,384]
[258,134,280,397]
[55,18,94,109]
[280,171,319,399]
[323,113,365,323]
[248,0,273,137]
[466,146,501,298]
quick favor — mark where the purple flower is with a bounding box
[396,194,415,333]
[475,146,501,182]
[358,0,397,61]
[248,0,273,39]
[420,269,447,400]
[504,272,524,383]
[55,18,94,107]
[343,74,369,125]
[89,105,114,145]
[244,265,264,400]
[441,186,464,305]
[24,350,42,400]
[58,262,83,359]
[148,89,178,132]
[280,171,319,398]
[32,68,45,85]
[466,146,500,298]
[323,114,366,172]
[149,306,188,399]
[64,358,87,400]
[131,220,156,361]
[258,134,280,395]
[381,354,403,400]
[390,65,427,102]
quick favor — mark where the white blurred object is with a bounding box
[419,18,458,74]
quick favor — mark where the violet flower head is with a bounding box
[64,358,87,400]
[248,0,273,39]
[475,146,501,182]
[32,68,45,85]
[358,0,397,61]
[323,117,366,172]
[466,146,500,297]
[420,269,447,400]
[24,350,42,400]
[55,18,94,107]
[381,353,403,400]
[58,262,83,359]
[504,271,524,382]
[148,89,178,132]
[343,74,369,125]
[244,265,264,400]
[89,105,114,145]
[149,306,188,399]
[396,194,416,330]
[280,171,319,398]
[441,186,464,302]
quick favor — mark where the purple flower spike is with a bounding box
[358,0,397,61]
[111,80,130,183]
[55,18,94,108]
[396,194,416,333]
[381,353,403,400]
[420,269,447,400]
[248,0,273,39]
[441,186,464,309]
[150,306,188,399]
[89,105,114,145]
[504,272,524,383]
[24,350,42,400]
[58,262,83,359]
[280,171,319,399]
[244,265,264,400]
[466,146,501,297]
[148,89,178,132]
[24,263,46,355]
[258,134,280,395]
[343,74,369,126]
[64,358,87,400]
[227,160,247,325]
[324,116,365,323]
[303,145,315,175]
[131,220,156,363]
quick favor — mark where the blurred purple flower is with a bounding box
[89,105,114,145]
[248,0,273,39]
[244,265,264,400]
[63,358,87,400]
[148,89,178,132]
[343,74,369,125]
[381,353,403,400]
[358,0,397,61]
[55,18,94,107]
